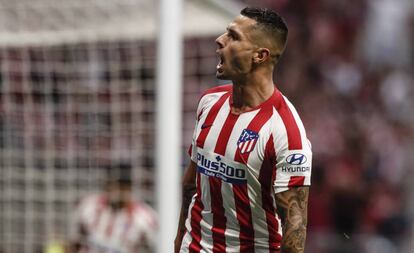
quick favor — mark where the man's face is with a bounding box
[106,181,132,209]
[215,16,258,80]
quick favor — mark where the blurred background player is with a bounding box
[71,163,157,253]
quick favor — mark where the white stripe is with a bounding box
[242,141,249,152]
[199,218,214,253]
[203,97,231,151]
[199,174,214,251]
[241,140,249,153]
[179,231,192,253]
[246,139,255,153]
[199,91,229,116]
[184,194,196,232]
[271,107,290,156]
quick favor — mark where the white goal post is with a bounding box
[0,0,239,252]
[155,0,183,252]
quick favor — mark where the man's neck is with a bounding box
[231,72,274,114]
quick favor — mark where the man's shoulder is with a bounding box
[197,84,232,110]
[78,194,107,210]
[201,83,232,99]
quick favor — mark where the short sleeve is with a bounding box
[189,122,199,163]
[188,95,206,163]
[274,138,312,194]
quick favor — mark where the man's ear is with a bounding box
[253,48,271,64]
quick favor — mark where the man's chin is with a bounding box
[216,71,228,80]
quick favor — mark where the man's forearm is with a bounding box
[276,187,309,253]
[175,184,196,249]
[280,213,307,253]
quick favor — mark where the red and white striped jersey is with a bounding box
[180,84,312,253]
[74,194,157,253]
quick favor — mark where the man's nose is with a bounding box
[215,34,225,49]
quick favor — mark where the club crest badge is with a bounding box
[237,129,259,154]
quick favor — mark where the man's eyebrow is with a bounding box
[226,27,240,37]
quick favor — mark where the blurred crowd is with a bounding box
[235,0,413,252]
[0,0,413,252]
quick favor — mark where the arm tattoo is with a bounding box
[275,187,309,253]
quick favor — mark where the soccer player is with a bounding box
[175,7,312,253]
[72,164,157,253]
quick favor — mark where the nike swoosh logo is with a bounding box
[201,124,213,129]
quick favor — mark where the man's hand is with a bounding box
[275,186,309,253]
[174,161,197,253]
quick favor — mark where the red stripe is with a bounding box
[210,112,239,252]
[259,136,282,251]
[188,144,193,157]
[233,184,254,252]
[247,139,258,153]
[288,176,305,187]
[214,113,239,155]
[273,92,302,150]
[234,107,273,252]
[209,179,226,253]
[188,173,204,252]
[197,109,204,121]
[196,92,230,148]
[238,142,244,152]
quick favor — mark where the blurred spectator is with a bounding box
[70,163,157,253]
[362,0,413,68]
[234,0,414,252]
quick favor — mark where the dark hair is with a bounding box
[106,162,133,185]
[240,7,288,61]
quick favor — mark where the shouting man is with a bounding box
[175,7,312,253]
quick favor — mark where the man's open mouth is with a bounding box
[217,54,224,72]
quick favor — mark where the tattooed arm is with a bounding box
[174,161,197,253]
[275,187,309,253]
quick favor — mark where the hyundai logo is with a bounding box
[286,153,307,165]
